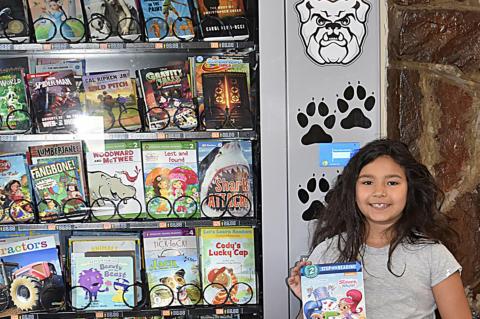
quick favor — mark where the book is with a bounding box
[198,140,253,218]
[146,255,201,307]
[83,0,141,42]
[202,71,252,130]
[35,58,86,77]
[27,0,85,43]
[70,252,136,310]
[29,141,88,198]
[142,228,197,257]
[0,56,29,73]
[0,69,31,133]
[194,0,249,41]
[142,141,199,219]
[138,62,197,131]
[189,55,251,128]
[0,153,34,223]
[26,71,82,133]
[82,70,141,132]
[0,235,64,311]
[139,0,195,42]
[29,157,86,222]
[300,262,367,319]
[0,0,30,43]
[198,227,256,305]
[85,141,146,220]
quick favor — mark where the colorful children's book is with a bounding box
[139,0,195,42]
[29,157,86,222]
[26,71,82,133]
[85,141,146,220]
[82,70,141,132]
[29,141,88,197]
[0,69,31,133]
[0,0,30,43]
[189,55,250,120]
[0,153,34,223]
[194,0,249,41]
[83,0,141,42]
[198,227,256,305]
[27,0,85,43]
[202,71,252,130]
[143,228,197,257]
[0,235,64,311]
[35,58,86,77]
[138,62,197,131]
[198,141,253,218]
[146,255,201,307]
[142,141,199,219]
[0,57,29,73]
[70,252,136,310]
[300,262,367,319]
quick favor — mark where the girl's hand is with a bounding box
[287,260,311,300]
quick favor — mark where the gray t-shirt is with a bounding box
[308,235,461,319]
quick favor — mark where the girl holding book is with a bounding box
[287,139,472,319]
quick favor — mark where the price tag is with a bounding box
[103,222,112,229]
[210,42,220,49]
[211,132,220,138]
[42,44,52,50]
[159,222,167,228]
[157,133,166,139]
[161,310,171,316]
[213,221,221,227]
[95,312,103,318]
[100,43,108,49]
[155,43,164,49]
[215,308,224,315]
[47,224,56,230]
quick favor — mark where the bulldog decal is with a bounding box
[295,0,371,65]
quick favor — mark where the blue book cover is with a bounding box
[140,0,194,42]
[300,262,367,319]
[70,253,135,310]
[197,140,253,218]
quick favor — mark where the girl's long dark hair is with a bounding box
[310,138,458,275]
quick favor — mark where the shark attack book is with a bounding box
[198,140,253,218]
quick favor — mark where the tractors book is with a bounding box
[29,157,86,222]
[0,153,34,224]
[139,0,195,42]
[197,140,253,218]
[70,252,136,310]
[142,141,199,219]
[202,71,252,130]
[0,0,30,43]
[198,227,256,305]
[26,71,82,133]
[82,70,141,132]
[300,262,367,319]
[27,0,85,43]
[0,69,30,133]
[0,235,64,312]
[138,62,197,131]
[85,140,146,220]
[194,0,249,41]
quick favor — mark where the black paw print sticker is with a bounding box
[336,82,376,129]
[297,98,336,145]
[298,174,331,221]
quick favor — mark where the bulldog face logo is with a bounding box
[295,0,371,65]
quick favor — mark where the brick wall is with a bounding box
[387,0,480,298]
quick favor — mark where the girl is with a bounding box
[42,0,75,40]
[288,139,472,319]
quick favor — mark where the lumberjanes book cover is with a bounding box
[26,71,82,133]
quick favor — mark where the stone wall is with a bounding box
[387,0,480,299]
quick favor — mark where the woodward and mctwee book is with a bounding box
[198,227,256,305]
[85,141,146,220]
[142,141,199,219]
[0,153,34,223]
[83,0,141,42]
[26,71,82,133]
[82,70,141,132]
[0,69,30,133]
[201,71,252,130]
[139,0,195,42]
[300,262,367,319]
[138,62,197,131]
[197,140,253,218]
[0,0,30,43]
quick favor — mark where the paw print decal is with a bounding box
[336,82,376,129]
[297,98,336,145]
[297,174,331,221]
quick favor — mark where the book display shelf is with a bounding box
[0,0,261,318]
